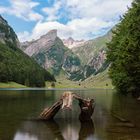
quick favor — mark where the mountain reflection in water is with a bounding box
[13,119,95,140]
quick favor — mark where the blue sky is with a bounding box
[0,0,133,42]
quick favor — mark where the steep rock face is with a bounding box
[88,50,106,71]
[0,15,20,48]
[82,50,107,78]
[72,30,112,65]
[63,37,85,49]
[24,30,57,56]
[20,28,113,81]
[20,30,82,80]
[72,30,112,79]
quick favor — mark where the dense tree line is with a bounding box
[0,15,55,87]
[107,0,140,96]
[0,43,55,87]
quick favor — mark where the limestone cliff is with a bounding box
[63,37,85,49]
[20,28,113,81]
[20,30,82,80]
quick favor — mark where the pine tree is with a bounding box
[107,1,140,96]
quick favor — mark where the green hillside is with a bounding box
[0,15,55,87]
[0,82,27,88]
[81,69,113,89]
[30,36,82,81]
[72,30,112,65]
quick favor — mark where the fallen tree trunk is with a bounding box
[39,92,95,121]
[74,94,95,122]
[39,99,63,120]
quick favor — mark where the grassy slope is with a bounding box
[46,68,83,88]
[46,69,113,89]
[0,70,113,89]
[46,77,81,88]
[81,69,113,89]
[0,82,27,88]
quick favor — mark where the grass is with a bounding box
[46,78,81,89]
[0,70,113,89]
[46,69,113,89]
[0,82,27,88]
[81,69,114,89]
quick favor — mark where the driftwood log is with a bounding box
[39,99,63,120]
[39,92,95,121]
[74,94,95,121]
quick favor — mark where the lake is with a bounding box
[0,89,140,140]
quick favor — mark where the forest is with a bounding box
[0,42,55,87]
[107,0,140,96]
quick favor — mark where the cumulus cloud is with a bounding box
[0,0,43,21]
[17,31,31,42]
[64,0,132,20]
[17,0,133,42]
[18,18,115,42]
[42,0,62,21]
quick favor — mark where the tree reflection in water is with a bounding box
[78,120,94,140]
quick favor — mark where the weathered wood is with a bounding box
[111,112,129,122]
[39,99,63,120]
[61,91,73,109]
[74,94,95,122]
[111,112,135,128]
[39,92,95,121]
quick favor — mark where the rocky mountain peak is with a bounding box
[63,37,85,49]
[68,37,74,42]
[40,29,57,41]
[20,28,112,81]
[23,29,58,56]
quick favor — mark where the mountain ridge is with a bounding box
[20,30,83,80]
[20,28,113,81]
[63,37,85,49]
[0,15,55,87]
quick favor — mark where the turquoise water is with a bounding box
[0,89,140,140]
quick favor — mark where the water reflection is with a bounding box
[14,132,38,140]
[1,89,140,140]
[13,119,95,140]
[78,120,94,140]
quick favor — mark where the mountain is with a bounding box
[72,30,112,65]
[20,28,113,81]
[0,15,55,87]
[81,68,113,89]
[20,30,82,80]
[71,30,113,79]
[63,37,85,49]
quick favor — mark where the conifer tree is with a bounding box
[107,0,140,96]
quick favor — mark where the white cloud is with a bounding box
[0,6,7,13]
[0,0,43,21]
[42,0,132,21]
[18,18,115,42]
[64,0,132,20]
[17,31,31,42]
[42,0,62,21]
[17,0,133,42]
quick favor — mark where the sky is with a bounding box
[0,0,133,42]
